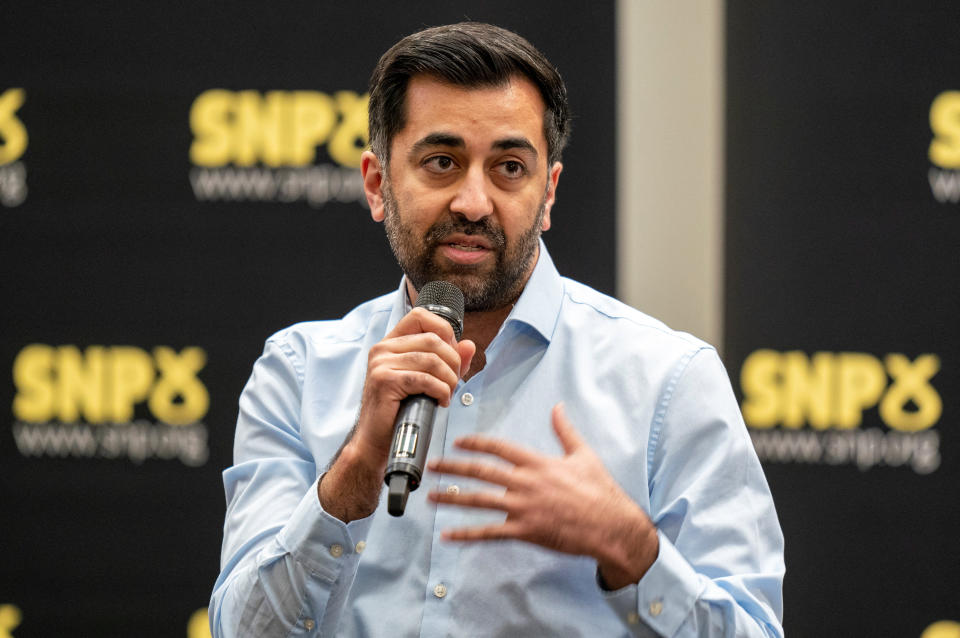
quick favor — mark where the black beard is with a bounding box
[382,186,544,312]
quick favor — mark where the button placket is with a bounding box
[424,384,473,618]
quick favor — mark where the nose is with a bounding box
[449,165,494,221]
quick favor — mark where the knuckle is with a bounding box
[367,365,389,385]
[414,350,440,369]
[476,465,497,481]
[423,330,447,350]
[399,370,423,392]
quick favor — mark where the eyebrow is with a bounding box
[410,133,464,155]
[408,132,539,159]
[491,137,538,158]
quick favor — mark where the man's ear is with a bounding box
[361,150,386,222]
[540,161,563,232]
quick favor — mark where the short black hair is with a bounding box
[368,22,570,166]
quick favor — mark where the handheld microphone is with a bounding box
[385,280,465,517]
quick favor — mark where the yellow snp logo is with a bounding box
[12,345,209,426]
[923,621,960,638]
[740,350,941,432]
[0,88,28,165]
[0,604,216,638]
[189,89,368,168]
[929,90,960,169]
[0,604,21,638]
[188,608,212,638]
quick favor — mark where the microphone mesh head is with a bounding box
[415,281,465,339]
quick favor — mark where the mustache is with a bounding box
[423,217,506,249]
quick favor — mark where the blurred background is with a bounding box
[1,2,957,636]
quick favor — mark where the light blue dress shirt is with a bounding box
[211,242,784,637]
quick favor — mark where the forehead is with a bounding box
[395,75,548,155]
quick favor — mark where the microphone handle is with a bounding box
[385,394,437,516]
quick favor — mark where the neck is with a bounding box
[461,304,513,380]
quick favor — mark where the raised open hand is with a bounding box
[428,403,659,589]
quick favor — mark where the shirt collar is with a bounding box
[503,238,562,342]
[386,238,563,343]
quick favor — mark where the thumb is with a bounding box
[551,402,585,454]
[457,339,477,378]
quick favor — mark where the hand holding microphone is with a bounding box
[318,281,472,523]
[385,281,465,516]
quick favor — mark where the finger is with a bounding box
[388,350,460,394]
[551,402,585,454]
[370,334,462,390]
[388,307,457,346]
[378,332,462,373]
[369,368,454,407]
[428,457,515,486]
[440,520,527,542]
[428,489,508,511]
[453,435,542,467]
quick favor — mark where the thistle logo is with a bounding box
[10,344,210,466]
[0,88,28,207]
[928,90,960,204]
[740,350,943,474]
[188,89,369,208]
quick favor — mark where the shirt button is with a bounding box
[649,600,664,617]
[329,543,344,558]
[433,583,448,598]
[626,612,640,625]
[304,618,315,630]
[446,485,460,495]
[355,541,366,554]
[460,392,474,406]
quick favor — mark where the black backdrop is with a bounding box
[0,4,615,636]
[8,3,959,637]
[726,3,960,637]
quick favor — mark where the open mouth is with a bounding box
[446,242,487,251]
[444,234,491,249]
[439,235,494,263]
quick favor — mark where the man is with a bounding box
[211,22,784,637]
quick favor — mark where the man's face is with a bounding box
[362,75,562,311]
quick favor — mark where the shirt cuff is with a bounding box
[276,476,375,582]
[600,529,702,635]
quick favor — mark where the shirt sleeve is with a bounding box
[209,337,373,637]
[603,346,785,637]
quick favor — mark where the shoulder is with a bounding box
[553,277,724,397]
[263,290,396,364]
[557,277,713,357]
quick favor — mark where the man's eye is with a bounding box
[497,160,526,178]
[424,156,455,172]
